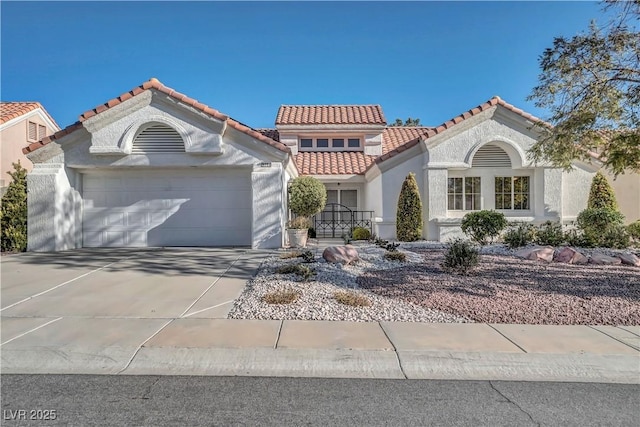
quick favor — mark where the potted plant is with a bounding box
[287,176,327,248]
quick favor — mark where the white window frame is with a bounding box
[447,176,481,211]
[495,176,531,211]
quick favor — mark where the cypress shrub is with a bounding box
[587,171,619,211]
[396,172,423,241]
[1,162,28,252]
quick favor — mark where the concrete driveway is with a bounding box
[1,248,267,373]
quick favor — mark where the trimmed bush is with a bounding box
[461,210,507,245]
[534,221,565,246]
[577,208,624,236]
[628,221,640,241]
[503,223,536,248]
[351,227,371,240]
[1,162,28,252]
[601,225,631,249]
[288,176,327,222]
[441,238,479,275]
[587,172,619,211]
[384,251,407,262]
[564,228,599,248]
[396,173,423,242]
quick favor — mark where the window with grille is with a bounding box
[495,176,530,210]
[448,177,481,211]
[132,124,185,153]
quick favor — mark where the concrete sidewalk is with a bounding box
[2,318,638,383]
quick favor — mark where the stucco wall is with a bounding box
[251,163,285,249]
[607,171,640,224]
[562,165,596,221]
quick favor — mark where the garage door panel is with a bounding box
[82,170,252,247]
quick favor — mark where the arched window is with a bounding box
[472,144,511,168]
[132,123,185,154]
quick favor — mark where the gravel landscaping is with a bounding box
[228,243,640,325]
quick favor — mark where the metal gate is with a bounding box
[312,203,374,238]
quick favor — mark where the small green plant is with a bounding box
[298,250,315,263]
[384,251,407,262]
[280,251,302,259]
[503,223,536,248]
[441,238,480,275]
[1,162,28,252]
[628,221,640,241]
[587,172,619,211]
[461,210,507,245]
[384,242,401,252]
[351,227,371,240]
[534,221,565,246]
[275,263,316,281]
[333,291,371,307]
[341,232,352,244]
[396,172,423,242]
[374,237,389,248]
[308,228,317,238]
[262,288,301,304]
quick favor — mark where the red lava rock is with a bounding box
[514,246,554,263]
[590,253,623,265]
[357,249,640,325]
[554,247,588,264]
[322,245,359,265]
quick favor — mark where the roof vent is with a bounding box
[132,123,185,154]
[472,144,511,168]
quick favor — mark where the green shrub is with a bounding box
[534,221,565,246]
[441,238,479,275]
[577,208,625,236]
[0,162,28,252]
[564,228,599,248]
[503,223,536,248]
[396,173,423,242]
[587,171,619,211]
[601,225,631,249]
[308,228,317,238]
[384,251,407,262]
[461,210,507,245]
[275,263,316,281]
[351,227,371,240]
[298,250,315,263]
[288,176,327,225]
[627,221,640,241]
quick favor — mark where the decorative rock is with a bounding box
[617,252,640,267]
[554,247,588,265]
[514,246,554,263]
[322,245,360,265]
[589,253,622,265]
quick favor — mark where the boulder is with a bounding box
[554,247,588,265]
[514,246,554,263]
[322,245,359,265]
[617,252,640,267]
[589,253,622,265]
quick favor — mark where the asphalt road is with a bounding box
[1,375,638,426]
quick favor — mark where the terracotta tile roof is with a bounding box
[1,101,60,128]
[23,78,289,155]
[295,151,375,175]
[276,105,386,125]
[382,126,432,155]
[372,96,545,167]
[257,128,280,141]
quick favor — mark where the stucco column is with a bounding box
[251,163,284,249]
[424,168,448,240]
[543,168,563,220]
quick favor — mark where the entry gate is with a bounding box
[312,203,374,238]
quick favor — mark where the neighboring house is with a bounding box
[0,102,60,193]
[23,78,598,251]
[604,171,640,224]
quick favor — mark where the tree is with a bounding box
[390,117,421,127]
[287,176,327,221]
[587,171,619,211]
[396,173,423,241]
[528,0,640,176]
[1,162,28,252]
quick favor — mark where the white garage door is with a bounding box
[82,169,252,247]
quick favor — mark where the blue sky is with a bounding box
[2,1,606,130]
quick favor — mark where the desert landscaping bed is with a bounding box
[228,244,640,325]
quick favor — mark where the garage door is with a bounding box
[82,169,252,247]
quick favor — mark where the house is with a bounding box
[23,78,599,251]
[1,102,60,194]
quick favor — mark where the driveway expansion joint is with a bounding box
[587,325,640,352]
[486,324,528,353]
